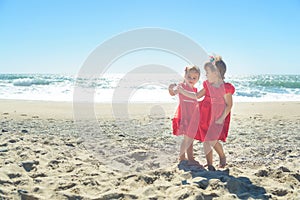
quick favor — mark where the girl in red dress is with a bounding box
[169,66,202,165]
[178,56,235,171]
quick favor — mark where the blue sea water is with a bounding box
[227,74,300,102]
[0,74,299,102]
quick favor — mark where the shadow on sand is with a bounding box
[178,161,270,199]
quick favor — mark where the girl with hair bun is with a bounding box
[178,55,235,171]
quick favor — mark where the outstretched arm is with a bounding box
[178,87,205,99]
[215,93,233,124]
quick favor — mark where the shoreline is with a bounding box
[1,99,299,119]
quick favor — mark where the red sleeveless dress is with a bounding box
[172,83,201,140]
[198,80,235,142]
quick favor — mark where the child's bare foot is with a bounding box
[207,165,216,171]
[219,157,226,168]
[188,160,204,169]
[187,159,200,166]
[179,156,187,161]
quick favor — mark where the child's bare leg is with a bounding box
[203,141,213,165]
[213,141,226,167]
[203,141,216,171]
[182,137,201,167]
[185,136,194,160]
[187,144,194,160]
[213,141,225,158]
[179,139,187,161]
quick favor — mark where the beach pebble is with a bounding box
[1,129,8,132]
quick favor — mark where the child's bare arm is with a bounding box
[197,88,205,99]
[215,93,233,124]
[178,87,205,99]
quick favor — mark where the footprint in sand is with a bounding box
[129,151,148,161]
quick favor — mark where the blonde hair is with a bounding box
[185,65,200,77]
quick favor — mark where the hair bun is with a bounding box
[215,55,222,62]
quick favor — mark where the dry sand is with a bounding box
[0,100,299,199]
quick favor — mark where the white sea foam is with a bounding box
[0,74,299,102]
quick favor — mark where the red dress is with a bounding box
[172,83,201,140]
[198,80,235,142]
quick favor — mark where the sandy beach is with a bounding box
[0,100,299,199]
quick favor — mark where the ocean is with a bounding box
[0,74,299,103]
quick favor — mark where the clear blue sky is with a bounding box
[0,0,299,75]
